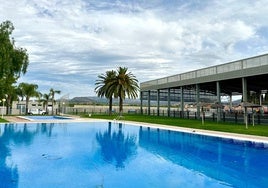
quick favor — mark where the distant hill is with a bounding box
[68,96,140,105]
[69,97,94,104]
[66,96,242,106]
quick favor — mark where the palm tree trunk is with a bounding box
[6,97,10,115]
[119,97,123,116]
[52,104,54,115]
[51,96,54,115]
[26,97,29,115]
[46,103,48,114]
[109,97,113,115]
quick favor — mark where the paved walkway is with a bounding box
[3,116,31,123]
[125,120,268,143]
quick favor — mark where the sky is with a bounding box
[1,0,268,99]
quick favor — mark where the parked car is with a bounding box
[28,109,47,115]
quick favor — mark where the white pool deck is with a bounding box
[3,115,268,144]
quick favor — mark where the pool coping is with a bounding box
[17,115,74,121]
[3,116,268,144]
[118,120,268,144]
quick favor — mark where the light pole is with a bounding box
[62,102,65,114]
[1,98,6,119]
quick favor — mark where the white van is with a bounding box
[28,109,47,115]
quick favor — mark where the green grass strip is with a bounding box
[87,114,268,137]
[0,118,9,123]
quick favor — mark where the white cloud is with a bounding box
[1,0,268,98]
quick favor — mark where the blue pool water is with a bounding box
[0,121,268,188]
[24,115,73,120]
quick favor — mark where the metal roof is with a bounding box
[140,53,268,95]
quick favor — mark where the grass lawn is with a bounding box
[0,118,8,123]
[87,114,268,137]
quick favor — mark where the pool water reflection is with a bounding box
[0,122,268,188]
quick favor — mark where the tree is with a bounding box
[5,85,18,115]
[50,88,61,115]
[18,83,39,114]
[40,93,50,114]
[95,70,117,115]
[16,83,25,101]
[95,67,139,116]
[0,21,29,114]
[113,67,139,116]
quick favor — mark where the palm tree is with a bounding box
[40,93,50,114]
[50,88,61,115]
[18,83,39,114]
[111,67,139,116]
[16,84,25,101]
[95,70,117,115]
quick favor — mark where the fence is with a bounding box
[6,104,268,125]
[63,106,268,125]
[142,109,268,125]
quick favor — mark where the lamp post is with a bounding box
[62,102,65,114]
[1,98,6,119]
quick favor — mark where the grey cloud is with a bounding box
[3,0,268,98]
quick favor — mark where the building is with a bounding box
[140,53,268,122]
[9,100,59,115]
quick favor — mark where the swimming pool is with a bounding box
[0,121,267,188]
[22,115,73,121]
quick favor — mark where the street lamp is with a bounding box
[1,98,6,119]
[62,102,65,114]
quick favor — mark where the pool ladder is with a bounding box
[114,115,124,120]
[113,115,126,127]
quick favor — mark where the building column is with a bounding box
[229,94,232,109]
[181,86,184,117]
[148,90,151,115]
[196,84,200,119]
[140,91,143,115]
[242,77,248,125]
[217,81,221,122]
[167,88,171,117]
[259,91,263,106]
[242,77,248,102]
[157,89,160,116]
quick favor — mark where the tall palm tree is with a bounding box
[16,84,25,101]
[18,82,39,115]
[111,67,139,116]
[50,88,61,115]
[95,70,117,115]
[40,93,50,114]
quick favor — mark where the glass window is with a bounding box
[181,71,195,80]
[217,61,241,73]
[158,78,167,84]
[196,67,216,77]
[168,75,180,82]
[243,57,260,68]
[259,55,268,66]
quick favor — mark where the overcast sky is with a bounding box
[1,0,268,99]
